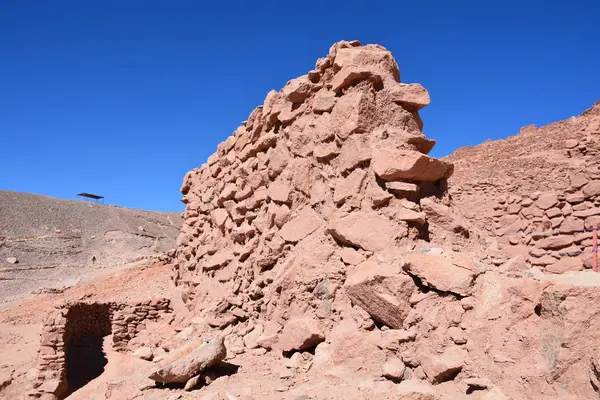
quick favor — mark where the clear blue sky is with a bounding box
[1,1,599,211]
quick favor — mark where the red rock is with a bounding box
[331,65,383,94]
[330,91,376,140]
[535,192,559,210]
[583,181,600,198]
[312,113,335,142]
[312,91,337,113]
[328,320,384,365]
[565,139,579,148]
[530,254,558,266]
[273,204,291,228]
[243,325,264,349]
[420,198,470,237]
[210,208,229,228]
[388,83,430,111]
[218,184,237,204]
[333,168,367,205]
[333,46,400,83]
[386,181,419,194]
[253,131,277,152]
[278,101,307,124]
[281,75,314,103]
[372,148,453,182]
[506,203,522,214]
[584,215,600,229]
[262,89,279,116]
[313,142,340,160]
[545,207,562,219]
[546,257,584,274]
[393,208,427,225]
[337,134,372,173]
[267,181,292,204]
[402,252,477,296]
[268,143,290,177]
[573,207,600,218]
[382,357,406,381]
[278,206,323,243]
[276,317,325,352]
[559,217,584,233]
[288,130,314,157]
[396,379,438,399]
[566,192,585,203]
[570,174,588,188]
[530,247,547,258]
[338,247,365,265]
[290,158,313,195]
[344,259,414,328]
[419,346,466,384]
[536,235,574,250]
[205,250,233,270]
[327,211,400,252]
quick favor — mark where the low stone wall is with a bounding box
[492,183,600,273]
[28,298,171,399]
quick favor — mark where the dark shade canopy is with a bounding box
[77,193,104,200]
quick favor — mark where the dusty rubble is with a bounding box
[6,41,600,400]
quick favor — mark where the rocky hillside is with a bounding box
[446,101,600,272]
[0,191,180,305]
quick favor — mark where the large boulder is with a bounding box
[149,337,226,383]
[344,259,414,328]
[372,148,453,182]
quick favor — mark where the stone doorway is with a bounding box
[61,303,111,398]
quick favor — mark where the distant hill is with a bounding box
[0,191,180,305]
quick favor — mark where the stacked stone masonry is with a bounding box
[172,41,457,337]
[446,101,600,273]
[29,298,171,399]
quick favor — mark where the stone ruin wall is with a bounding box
[29,298,172,399]
[448,103,600,274]
[492,182,600,273]
[172,41,458,336]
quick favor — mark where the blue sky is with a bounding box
[1,1,599,211]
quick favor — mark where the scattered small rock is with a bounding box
[382,357,406,382]
[133,346,153,361]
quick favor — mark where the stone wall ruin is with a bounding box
[29,298,172,399]
[172,40,458,341]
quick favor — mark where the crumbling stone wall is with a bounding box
[29,298,172,399]
[172,40,455,336]
[446,101,600,273]
[492,183,600,273]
